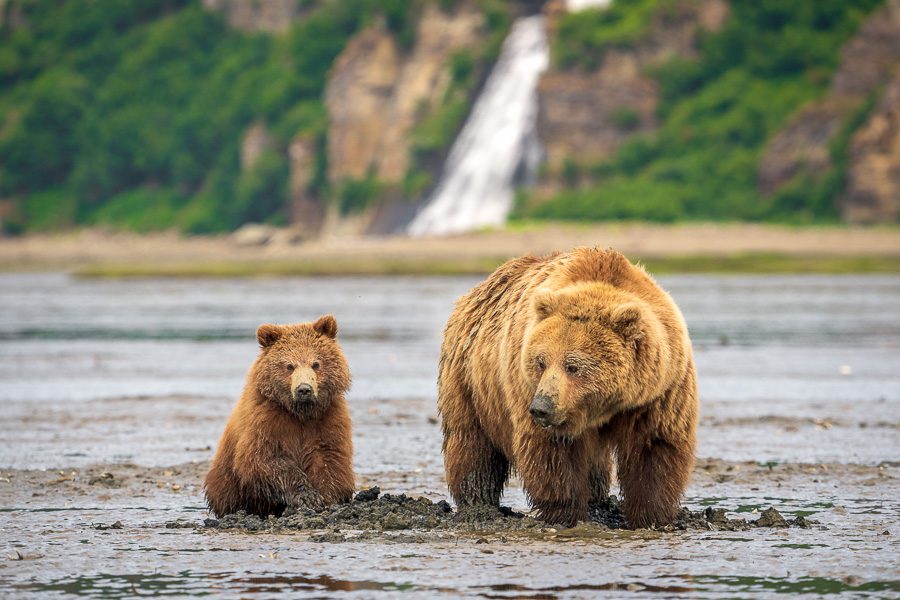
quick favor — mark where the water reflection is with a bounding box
[14,571,433,597]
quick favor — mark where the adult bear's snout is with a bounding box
[529,394,557,427]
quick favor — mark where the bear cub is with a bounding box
[204,315,355,518]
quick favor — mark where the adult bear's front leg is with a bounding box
[613,370,697,528]
[440,373,510,508]
[442,415,509,509]
[587,431,614,507]
[515,426,592,526]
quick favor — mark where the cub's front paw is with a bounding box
[286,488,327,512]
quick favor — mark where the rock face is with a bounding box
[0,0,27,29]
[325,3,484,185]
[325,26,401,183]
[841,67,900,223]
[758,0,900,220]
[240,123,324,237]
[288,134,324,235]
[537,0,728,173]
[537,56,659,173]
[202,0,303,33]
[757,98,856,197]
[240,122,275,172]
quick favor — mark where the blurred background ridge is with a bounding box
[0,0,898,239]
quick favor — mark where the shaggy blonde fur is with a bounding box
[438,248,698,527]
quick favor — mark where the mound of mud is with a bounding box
[203,487,814,536]
[208,487,541,534]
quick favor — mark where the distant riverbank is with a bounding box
[1,223,899,276]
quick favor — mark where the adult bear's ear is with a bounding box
[610,305,644,342]
[313,314,338,339]
[533,289,558,320]
[256,324,284,348]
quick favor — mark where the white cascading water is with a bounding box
[407,15,549,237]
[566,0,612,11]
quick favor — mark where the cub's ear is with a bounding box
[611,304,643,341]
[256,324,284,348]
[312,314,338,339]
[533,289,558,320]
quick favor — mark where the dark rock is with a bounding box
[704,507,729,524]
[755,507,789,528]
[355,486,381,502]
[792,515,813,529]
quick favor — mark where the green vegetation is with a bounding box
[73,252,900,279]
[610,107,640,131]
[523,0,884,224]
[74,256,513,278]
[338,176,383,215]
[554,0,665,70]
[0,0,463,234]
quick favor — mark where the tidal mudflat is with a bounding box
[1,273,897,598]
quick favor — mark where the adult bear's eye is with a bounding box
[311,361,321,371]
[536,357,546,371]
[566,364,579,375]
[285,364,295,373]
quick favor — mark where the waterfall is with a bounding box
[407,15,549,237]
[567,0,612,11]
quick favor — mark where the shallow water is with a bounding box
[0,273,898,598]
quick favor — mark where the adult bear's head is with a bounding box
[522,282,670,437]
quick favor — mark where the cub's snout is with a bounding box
[291,366,318,407]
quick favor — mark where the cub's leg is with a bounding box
[310,402,356,505]
[440,379,509,508]
[235,446,327,516]
[204,460,244,518]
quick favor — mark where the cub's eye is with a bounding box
[311,361,320,371]
[536,357,546,371]
[286,364,295,373]
[566,364,579,375]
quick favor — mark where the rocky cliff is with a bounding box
[536,0,728,175]
[758,0,900,222]
[841,66,900,223]
[201,0,307,33]
[325,3,485,185]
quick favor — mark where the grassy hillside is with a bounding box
[0,0,465,234]
[518,0,883,224]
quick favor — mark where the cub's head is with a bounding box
[254,315,350,419]
[522,283,666,436]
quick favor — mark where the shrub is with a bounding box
[553,0,665,70]
[338,176,383,214]
[610,107,640,130]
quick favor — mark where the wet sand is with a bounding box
[1,455,896,596]
[1,273,898,597]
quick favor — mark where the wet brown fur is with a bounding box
[204,315,355,518]
[438,248,698,528]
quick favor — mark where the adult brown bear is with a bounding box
[438,248,698,528]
